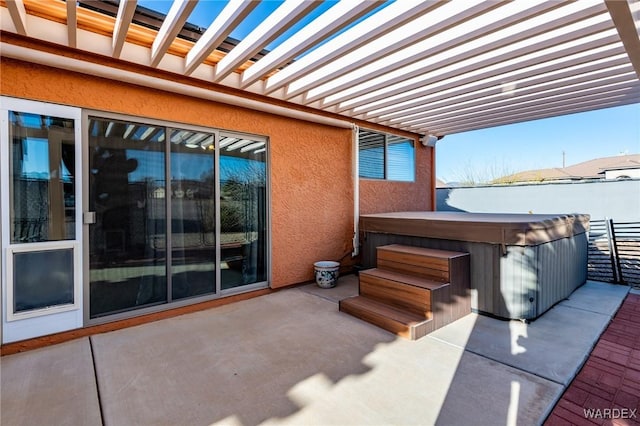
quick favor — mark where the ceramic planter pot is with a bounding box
[313,261,340,288]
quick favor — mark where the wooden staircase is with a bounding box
[340,244,470,340]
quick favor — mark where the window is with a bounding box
[358,130,415,181]
[9,111,76,242]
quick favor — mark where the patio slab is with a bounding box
[264,335,562,426]
[298,273,359,303]
[91,288,395,426]
[546,292,640,425]
[427,282,626,386]
[1,279,627,425]
[0,338,101,426]
[558,280,629,315]
[90,286,562,426]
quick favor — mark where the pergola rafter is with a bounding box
[0,0,637,137]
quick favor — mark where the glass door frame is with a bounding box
[218,130,270,295]
[82,110,270,326]
[1,97,83,343]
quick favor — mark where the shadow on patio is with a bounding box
[0,275,629,426]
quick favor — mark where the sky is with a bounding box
[435,103,640,183]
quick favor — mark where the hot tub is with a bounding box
[359,211,590,320]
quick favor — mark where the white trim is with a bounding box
[0,103,7,345]
[352,125,360,257]
[1,97,83,343]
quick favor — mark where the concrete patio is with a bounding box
[0,276,629,426]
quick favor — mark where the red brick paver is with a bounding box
[546,293,640,426]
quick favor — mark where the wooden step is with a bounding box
[360,268,449,291]
[342,244,471,340]
[377,244,467,282]
[359,268,449,317]
[378,244,469,260]
[339,296,434,340]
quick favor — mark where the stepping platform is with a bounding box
[340,244,470,340]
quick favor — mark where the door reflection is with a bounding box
[88,119,268,319]
[89,118,167,318]
[219,136,267,290]
[169,130,216,300]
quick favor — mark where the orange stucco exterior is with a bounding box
[359,144,434,215]
[1,57,433,289]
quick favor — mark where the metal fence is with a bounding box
[588,219,640,286]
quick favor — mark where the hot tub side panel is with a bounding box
[530,232,588,315]
[361,231,588,320]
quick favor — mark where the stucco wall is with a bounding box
[359,144,434,214]
[1,58,355,288]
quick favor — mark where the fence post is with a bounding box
[606,218,624,284]
[610,220,625,284]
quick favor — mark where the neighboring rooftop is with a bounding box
[435,178,448,189]
[492,153,640,184]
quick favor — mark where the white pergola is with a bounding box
[2,0,639,137]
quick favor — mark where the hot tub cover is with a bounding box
[360,211,590,247]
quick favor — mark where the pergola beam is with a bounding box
[240,0,383,89]
[306,1,601,106]
[5,0,27,36]
[424,92,640,135]
[151,0,197,68]
[328,11,614,111]
[0,0,637,138]
[380,56,632,125]
[263,0,444,95]
[184,0,258,76]
[403,86,639,133]
[337,26,620,114]
[213,0,320,83]
[605,0,640,78]
[289,0,515,101]
[366,45,628,121]
[67,0,77,48]
[398,72,638,128]
[112,0,137,58]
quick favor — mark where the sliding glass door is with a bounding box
[87,115,268,321]
[2,101,268,335]
[219,134,267,290]
[88,118,168,318]
[169,129,216,300]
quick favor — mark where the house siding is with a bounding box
[1,58,358,288]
